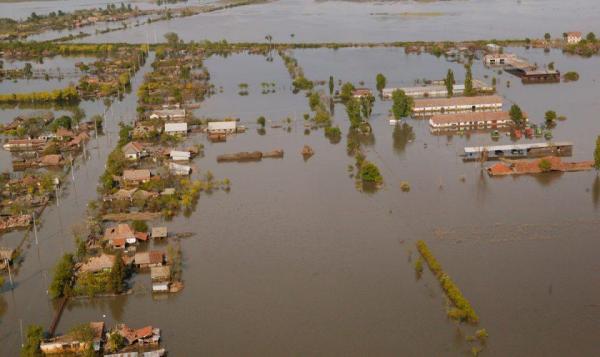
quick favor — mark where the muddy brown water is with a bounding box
[1,46,600,356]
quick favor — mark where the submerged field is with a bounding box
[1,43,599,356]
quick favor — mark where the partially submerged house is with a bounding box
[352,88,373,98]
[151,265,171,293]
[164,122,188,136]
[149,108,186,120]
[122,142,147,160]
[169,150,191,161]
[169,162,191,176]
[463,142,573,161]
[78,254,115,274]
[566,31,582,44]
[123,169,151,185]
[114,324,161,345]
[40,321,104,354]
[2,139,46,151]
[134,251,165,269]
[413,95,503,115]
[105,223,137,249]
[429,111,516,132]
[207,121,236,134]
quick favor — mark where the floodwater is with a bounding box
[2,46,599,356]
[79,0,600,44]
[0,0,210,20]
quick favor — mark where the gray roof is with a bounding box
[464,142,572,153]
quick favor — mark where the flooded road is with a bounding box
[80,0,600,44]
[2,46,598,355]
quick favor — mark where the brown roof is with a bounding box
[352,88,372,96]
[414,95,503,108]
[567,32,582,37]
[122,141,145,155]
[123,169,151,182]
[40,154,62,166]
[116,324,154,345]
[134,250,164,265]
[104,223,135,241]
[79,254,115,274]
[430,111,512,125]
[150,265,171,281]
[135,232,149,241]
[151,226,167,238]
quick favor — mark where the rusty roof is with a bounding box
[414,95,503,108]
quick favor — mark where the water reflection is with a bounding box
[392,122,415,155]
[592,175,600,209]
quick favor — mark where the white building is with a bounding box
[169,162,192,176]
[169,150,191,161]
[413,95,503,115]
[164,122,188,136]
[429,111,514,131]
[150,108,186,120]
[566,32,582,44]
[207,121,237,134]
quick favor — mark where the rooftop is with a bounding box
[414,95,503,108]
[464,141,573,154]
[430,111,512,125]
[79,254,115,274]
[123,169,151,181]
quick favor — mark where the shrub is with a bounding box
[360,161,383,184]
[416,240,479,324]
[400,181,411,192]
[131,220,148,232]
[563,71,580,82]
[475,328,489,343]
[538,158,552,172]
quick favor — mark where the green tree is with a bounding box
[257,116,266,128]
[391,89,413,119]
[544,32,551,41]
[539,158,552,172]
[345,98,362,128]
[509,104,524,125]
[110,251,125,294]
[445,69,455,97]
[376,73,387,93]
[328,75,334,95]
[164,32,180,47]
[309,91,320,111]
[594,136,600,170]
[545,110,557,124]
[464,64,475,96]
[131,220,148,232]
[339,82,355,102]
[586,32,596,42]
[106,332,125,353]
[360,95,374,118]
[360,161,383,184]
[20,324,43,357]
[49,253,74,299]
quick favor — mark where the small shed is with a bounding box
[151,265,171,282]
[134,251,164,268]
[170,150,191,161]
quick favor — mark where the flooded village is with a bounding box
[1,0,600,356]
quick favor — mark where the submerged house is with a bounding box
[429,111,516,132]
[134,250,165,269]
[40,322,104,354]
[164,122,188,136]
[352,88,373,98]
[566,31,582,44]
[149,108,186,120]
[78,254,115,274]
[114,324,161,345]
[123,169,151,185]
[463,142,573,161]
[207,121,237,134]
[105,223,137,249]
[151,265,171,292]
[169,162,191,176]
[122,142,147,160]
[169,150,191,162]
[413,95,503,115]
